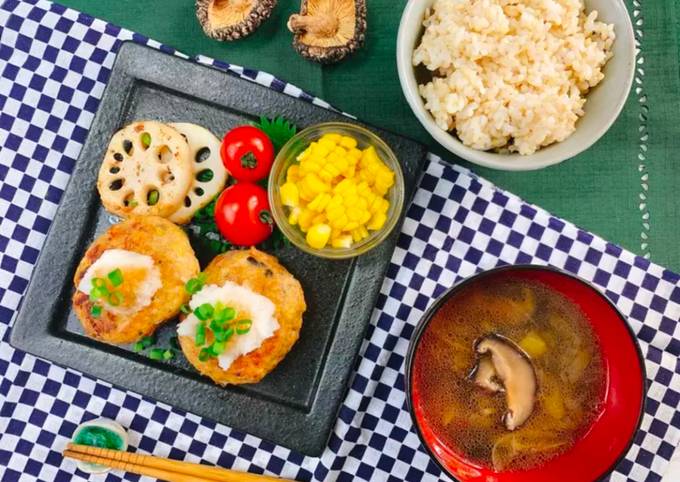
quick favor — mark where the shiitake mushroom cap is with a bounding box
[287,0,367,64]
[196,0,277,41]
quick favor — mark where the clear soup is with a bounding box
[413,278,606,471]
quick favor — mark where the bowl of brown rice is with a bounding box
[397,0,635,171]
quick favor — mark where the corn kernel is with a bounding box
[298,209,315,232]
[348,148,362,160]
[362,145,381,165]
[340,136,358,149]
[287,165,301,182]
[348,207,363,221]
[306,224,331,249]
[317,138,335,153]
[280,182,299,207]
[312,213,327,225]
[330,214,348,230]
[298,183,315,202]
[320,133,342,144]
[296,146,312,162]
[332,235,353,249]
[367,212,387,230]
[332,146,347,157]
[344,221,359,231]
[359,211,371,225]
[308,193,331,212]
[304,173,329,194]
[326,205,344,221]
[288,207,301,226]
[334,178,354,194]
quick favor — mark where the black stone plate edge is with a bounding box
[9,41,428,456]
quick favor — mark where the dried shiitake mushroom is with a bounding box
[287,0,366,63]
[196,0,277,41]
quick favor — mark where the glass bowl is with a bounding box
[268,122,405,260]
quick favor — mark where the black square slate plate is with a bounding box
[10,42,426,455]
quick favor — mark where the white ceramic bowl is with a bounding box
[397,0,636,171]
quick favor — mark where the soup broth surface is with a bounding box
[413,278,606,471]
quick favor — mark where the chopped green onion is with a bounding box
[90,304,102,318]
[198,347,211,362]
[149,348,164,360]
[90,286,109,301]
[107,268,123,287]
[224,307,236,321]
[209,341,226,356]
[214,328,233,343]
[194,303,214,321]
[133,341,144,352]
[213,306,235,324]
[185,275,205,295]
[141,132,151,148]
[195,321,206,346]
[140,335,155,349]
[180,304,191,315]
[236,319,252,335]
[108,291,124,306]
[92,277,107,289]
[210,319,224,333]
[162,349,174,360]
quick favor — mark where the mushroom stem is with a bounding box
[288,13,339,36]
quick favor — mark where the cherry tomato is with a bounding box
[214,183,273,246]
[220,126,275,183]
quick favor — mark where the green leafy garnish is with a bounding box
[180,303,192,315]
[253,116,297,151]
[107,268,123,287]
[133,341,144,352]
[241,152,258,169]
[91,305,102,318]
[140,335,155,349]
[162,349,174,360]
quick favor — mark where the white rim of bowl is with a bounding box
[396,0,636,171]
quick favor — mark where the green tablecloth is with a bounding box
[59,0,680,271]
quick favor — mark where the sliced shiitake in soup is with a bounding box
[469,355,504,393]
[475,334,537,431]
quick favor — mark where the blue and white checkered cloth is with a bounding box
[1,1,679,481]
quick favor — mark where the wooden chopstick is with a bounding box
[64,443,294,482]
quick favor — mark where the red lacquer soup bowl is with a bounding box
[405,265,646,482]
